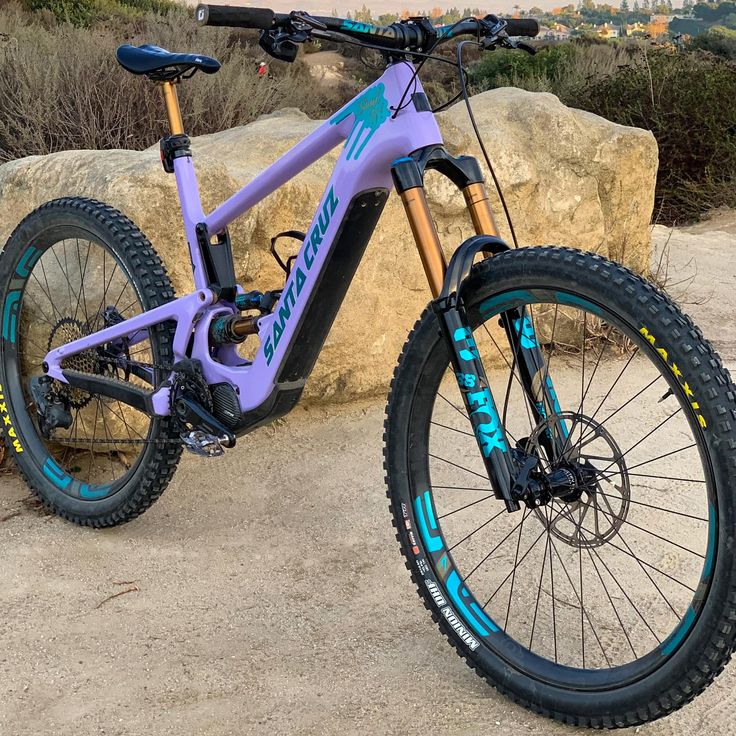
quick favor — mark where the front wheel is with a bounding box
[384,246,736,728]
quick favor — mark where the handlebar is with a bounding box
[195,4,539,51]
[503,18,540,37]
[195,4,280,30]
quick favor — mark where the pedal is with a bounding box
[174,394,236,448]
[180,430,225,457]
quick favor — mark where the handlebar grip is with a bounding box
[503,18,539,37]
[196,4,276,29]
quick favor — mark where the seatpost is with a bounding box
[161,81,184,135]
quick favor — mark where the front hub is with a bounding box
[524,411,631,548]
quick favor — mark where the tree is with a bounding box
[353,4,372,22]
[620,0,629,11]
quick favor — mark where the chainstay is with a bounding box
[52,356,179,446]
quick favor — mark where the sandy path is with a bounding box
[2,218,736,735]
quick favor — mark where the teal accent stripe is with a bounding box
[480,289,604,318]
[80,484,113,500]
[424,490,437,530]
[479,289,535,316]
[42,457,72,491]
[553,291,603,316]
[702,502,716,580]
[15,247,41,277]
[2,291,21,343]
[414,493,443,552]
[446,569,499,636]
[661,605,696,656]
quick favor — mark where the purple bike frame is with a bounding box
[44,61,443,424]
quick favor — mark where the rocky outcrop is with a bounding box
[0,88,658,403]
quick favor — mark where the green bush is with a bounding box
[577,49,736,222]
[688,26,736,58]
[24,0,175,26]
[471,40,736,223]
[470,40,641,97]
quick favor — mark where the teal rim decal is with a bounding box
[42,457,72,491]
[2,291,21,343]
[660,605,696,657]
[43,456,113,499]
[446,569,499,635]
[415,490,444,552]
[480,289,604,318]
[15,246,42,278]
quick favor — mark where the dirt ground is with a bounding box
[2,215,736,736]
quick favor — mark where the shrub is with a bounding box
[688,26,736,59]
[0,3,354,161]
[471,39,736,223]
[470,40,640,98]
[577,49,736,222]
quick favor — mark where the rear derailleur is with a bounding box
[30,376,72,440]
[170,359,236,457]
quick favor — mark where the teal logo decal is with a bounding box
[264,186,340,365]
[331,83,391,161]
[513,315,538,349]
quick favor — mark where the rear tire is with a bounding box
[0,197,182,527]
[384,246,736,727]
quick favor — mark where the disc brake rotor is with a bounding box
[527,411,630,548]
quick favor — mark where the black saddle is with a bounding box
[116,44,221,81]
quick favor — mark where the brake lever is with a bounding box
[517,41,536,55]
[290,11,327,31]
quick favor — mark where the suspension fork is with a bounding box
[458,180,568,449]
[395,154,566,510]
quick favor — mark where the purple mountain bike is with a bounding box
[2,7,736,727]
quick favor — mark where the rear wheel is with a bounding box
[0,197,182,527]
[384,247,736,727]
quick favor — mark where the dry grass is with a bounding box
[0,3,353,161]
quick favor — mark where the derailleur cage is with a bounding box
[30,375,73,440]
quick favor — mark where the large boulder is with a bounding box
[0,88,657,403]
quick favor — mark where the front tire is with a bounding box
[384,246,736,727]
